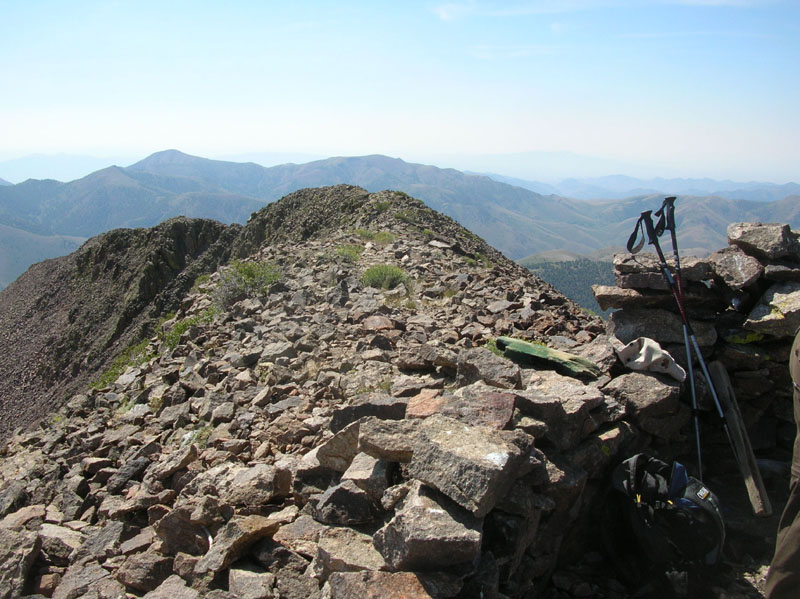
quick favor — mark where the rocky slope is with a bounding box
[0,186,789,598]
[0,217,239,441]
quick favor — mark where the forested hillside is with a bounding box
[525,258,615,316]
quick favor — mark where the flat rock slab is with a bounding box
[407,384,515,430]
[728,222,799,261]
[229,563,277,599]
[613,252,711,281]
[456,347,522,389]
[116,549,174,592]
[330,392,407,434]
[310,527,387,581]
[358,417,419,463]
[52,562,115,599]
[744,282,800,338]
[407,414,533,517]
[341,452,390,500]
[324,571,437,599]
[373,483,482,571]
[607,308,717,347]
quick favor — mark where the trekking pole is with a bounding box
[653,197,702,478]
[627,210,740,477]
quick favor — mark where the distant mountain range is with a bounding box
[486,173,800,203]
[0,178,10,186]
[1,149,798,290]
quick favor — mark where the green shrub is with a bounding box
[423,229,435,238]
[362,264,409,290]
[354,229,376,241]
[395,210,416,224]
[213,260,280,307]
[373,232,395,245]
[90,338,153,389]
[374,201,390,213]
[162,307,217,350]
[190,273,211,293]
[336,244,364,263]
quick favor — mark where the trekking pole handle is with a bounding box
[640,211,677,287]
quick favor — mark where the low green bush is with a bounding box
[336,244,364,263]
[162,307,217,349]
[213,260,280,307]
[362,264,409,290]
[90,338,153,389]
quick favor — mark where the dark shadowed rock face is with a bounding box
[0,216,236,441]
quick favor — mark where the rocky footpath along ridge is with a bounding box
[0,187,781,598]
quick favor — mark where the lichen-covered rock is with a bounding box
[406,415,534,517]
[744,282,800,338]
[728,222,799,261]
[709,246,764,289]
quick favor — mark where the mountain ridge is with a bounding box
[1,150,798,292]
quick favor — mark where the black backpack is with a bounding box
[602,454,726,596]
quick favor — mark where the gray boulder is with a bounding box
[728,222,799,261]
[373,482,482,571]
[709,246,764,290]
[0,528,40,599]
[744,282,800,338]
[456,347,522,389]
[407,415,534,517]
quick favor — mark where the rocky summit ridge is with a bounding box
[0,185,789,598]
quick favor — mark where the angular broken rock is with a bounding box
[329,392,407,434]
[313,480,381,526]
[220,463,292,508]
[407,415,534,517]
[0,528,40,599]
[309,527,387,581]
[272,514,328,557]
[358,417,419,463]
[39,523,85,566]
[52,562,115,599]
[728,222,799,261]
[744,282,800,338]
[608,308,717,347]
[229,562,277,599]
[116,549,174,592]
[70,520,133,564]
[145,444,198,483]
[316,421,360,472]
[709,246,764,290]
[456,347,522,389]
[107,456,151,494]
[141,574,201,599]
[194,508,297,575]
[373,482,482,571]
[323,571,439,599]
[407,384,516,431]
[602,372,687,440]
[341,452,390,500]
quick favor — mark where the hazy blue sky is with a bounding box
[1,0,798,181]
